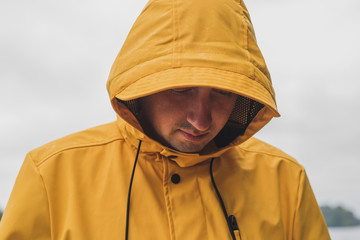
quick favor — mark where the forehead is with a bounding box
[138,87,239,119]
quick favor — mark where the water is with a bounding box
[329,226,360,240]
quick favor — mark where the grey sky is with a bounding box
[1,0,359,217]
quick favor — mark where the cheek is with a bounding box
[213,97,237,127]
[148,98,185,132]
[213,109,231,127]
[153,112,173,132]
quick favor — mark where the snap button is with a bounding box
[171,174,181,184]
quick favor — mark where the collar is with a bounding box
[117,117,232,168]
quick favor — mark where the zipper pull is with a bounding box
[228,215,239,231]
[228,215,242,240]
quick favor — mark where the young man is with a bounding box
[0,0,330,239]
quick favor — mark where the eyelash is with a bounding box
[213,89,233,96]
[170,88,193,94]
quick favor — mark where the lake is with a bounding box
[329,226,360,240]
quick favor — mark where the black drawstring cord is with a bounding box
[125,145,238,239]
[125,139,142,240]
[210,157,237,240]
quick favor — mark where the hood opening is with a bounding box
[116,94,264,149]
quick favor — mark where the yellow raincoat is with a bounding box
[0,0,330,239]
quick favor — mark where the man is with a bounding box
[0,0,330,239]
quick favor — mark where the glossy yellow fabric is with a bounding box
[106,0,279,115]
[0,122,330,239]
[0,0,330,239]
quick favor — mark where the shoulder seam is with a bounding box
[27,152,53,236]
[34,137,124,167]
[237,145,303,169]
[292,168,305,237]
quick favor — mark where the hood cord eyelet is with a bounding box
[125,139,142,240]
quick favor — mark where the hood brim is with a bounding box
[111,66,279,117]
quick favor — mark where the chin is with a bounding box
[171,142,207,153]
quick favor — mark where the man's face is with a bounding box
[139,87,237,153]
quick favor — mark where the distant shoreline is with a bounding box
[321,205,360,227]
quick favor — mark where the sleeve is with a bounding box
[0,153,51,240]
[292,170,331,240]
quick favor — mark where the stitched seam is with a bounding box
[113,65,263,97]
[242,16,256,81]
[163,158,176,240]
[291,169,303,239]
[110,45,256,89]
[196,177,210,239]
[35,137,125,167]
[28,153,53,239]
[236,146,303,168]
[175,0,181,66]
[172,0,179,67]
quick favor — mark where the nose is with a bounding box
[186,94,212,132]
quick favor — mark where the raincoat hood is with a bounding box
[106,0,280,158]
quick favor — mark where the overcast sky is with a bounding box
[1,0,360,217]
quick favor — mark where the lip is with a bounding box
[179,130,208,142]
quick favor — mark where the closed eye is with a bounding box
[213,89,233,96]
[170,88,194,94]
